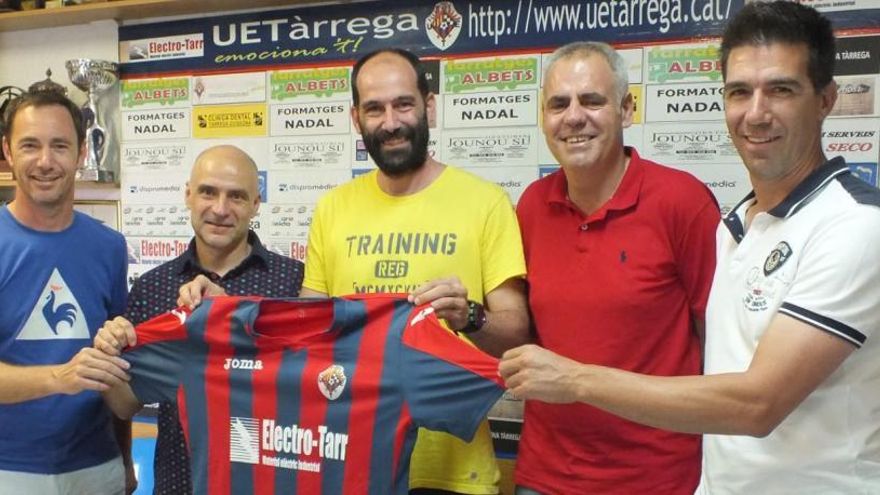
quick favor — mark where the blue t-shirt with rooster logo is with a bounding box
[0,206,127,474]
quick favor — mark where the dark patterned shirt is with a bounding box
[124,231,304,495]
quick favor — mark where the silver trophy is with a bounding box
[65,59,119,182]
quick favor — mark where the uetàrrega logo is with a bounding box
[426,2,462,51]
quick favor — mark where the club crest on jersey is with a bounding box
[425,2,462,51]
[763,241,792,276]
[318,364,347,401]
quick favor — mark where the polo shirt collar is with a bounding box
[179,230,269,276]
[722,156,848,242]
[547,146,644,221]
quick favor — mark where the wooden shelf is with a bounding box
[0,179,120,187]
[0,0,341,32]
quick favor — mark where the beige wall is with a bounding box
[0,20,120,200]
[0,20,118,98]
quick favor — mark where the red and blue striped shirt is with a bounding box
[126,294,503,495]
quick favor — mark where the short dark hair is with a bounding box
[721,0,835,92]
[351,48,430,106]
[3,90,85,146]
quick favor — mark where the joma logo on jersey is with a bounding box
[224,358,264,370]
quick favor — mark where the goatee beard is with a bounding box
[362,113,430,177]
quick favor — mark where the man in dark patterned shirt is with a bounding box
[123,145,304,494]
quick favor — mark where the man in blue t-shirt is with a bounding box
[0,90,133,494]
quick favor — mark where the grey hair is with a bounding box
[544,41,629,102]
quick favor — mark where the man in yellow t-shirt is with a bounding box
[178,48,530,494]
[301,49,530,495]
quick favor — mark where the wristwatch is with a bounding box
[460,300,487,334]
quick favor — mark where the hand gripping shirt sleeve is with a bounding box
[125,309,191,405]
[400,312,505,441]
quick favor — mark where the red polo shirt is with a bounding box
[515,148,719,494]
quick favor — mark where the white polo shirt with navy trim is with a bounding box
[698,157,880,494]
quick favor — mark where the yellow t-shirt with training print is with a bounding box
[304,165,525,494]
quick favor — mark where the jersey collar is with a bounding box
[547,146,644,222]
[179,230,270,277]
[722,156,849,242]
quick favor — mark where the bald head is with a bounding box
[191,145,258,187]
[185,145,261,259]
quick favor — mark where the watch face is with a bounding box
[475,304,487,328]
[465,301,486,333]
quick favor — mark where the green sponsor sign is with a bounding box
[444,57,537,93]
[122,78,189,108]
[647,45,722,83]
[271,68,350,100]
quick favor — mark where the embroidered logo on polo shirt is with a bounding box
[763,241,792,276]
[744,241,795,312]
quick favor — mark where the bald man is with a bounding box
[108,145,305,495]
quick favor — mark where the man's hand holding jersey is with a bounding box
[177,274,227,308]
[411,275,531,357]
[499,344,586,403]
[95,316,138,357]
[178,273,529,358]
[93,317,143,419]
[409,276,471,331]
[42,347,132,397]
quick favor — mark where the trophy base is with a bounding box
[77,168,115,183]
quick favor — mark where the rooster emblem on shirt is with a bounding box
[42,287,77,334]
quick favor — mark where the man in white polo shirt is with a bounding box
[499,2,880,493]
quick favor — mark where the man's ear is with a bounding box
[184,181,193,210]
[620,92,634,129]
[425,92,437,126]
[77,140,87,168]
[1,136,9,165]
[351,105,362,135]
[817,80,838,121]
[252,191,261,216]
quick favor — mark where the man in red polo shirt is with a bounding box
[511,42,719,494]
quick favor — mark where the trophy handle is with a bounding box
[87,124,106,167]
[81,106,96,130]
[91,126,105,156]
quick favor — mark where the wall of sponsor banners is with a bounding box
[116,0,880,456]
